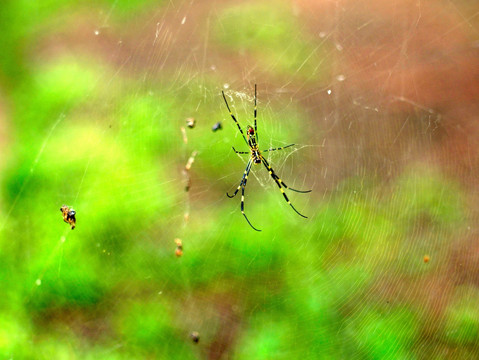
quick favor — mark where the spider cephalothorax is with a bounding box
[222,85,311,231]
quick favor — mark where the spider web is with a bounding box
[1,0,479,358]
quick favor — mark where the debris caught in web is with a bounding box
[181,126,188,144]
[185,117,196,129]
[183,150,198,192]
[175,238,183,257]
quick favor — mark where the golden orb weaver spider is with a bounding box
[222,85,311,231]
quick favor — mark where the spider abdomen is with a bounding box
[251,149,262,164]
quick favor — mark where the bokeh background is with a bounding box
[1,0,479,358]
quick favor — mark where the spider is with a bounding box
[222,85,311,231]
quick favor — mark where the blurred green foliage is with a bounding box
[214,1,332,82]
[0,0,164,84]
[0,1,474,359]
[443,286,479,346]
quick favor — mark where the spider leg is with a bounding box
[284,186,312,194]
[232,146,249,155]
[226,160,261,231]
[222,91,249,146]
[261,157,309,218]
[262,157,311,193]
[240,162,261,231]
[227,159,252,198]
[262,144,295,153]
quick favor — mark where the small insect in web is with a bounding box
[60,205,76,230]
[211,121,222,132]
[222,85,311,231]
[190,331,200,343]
